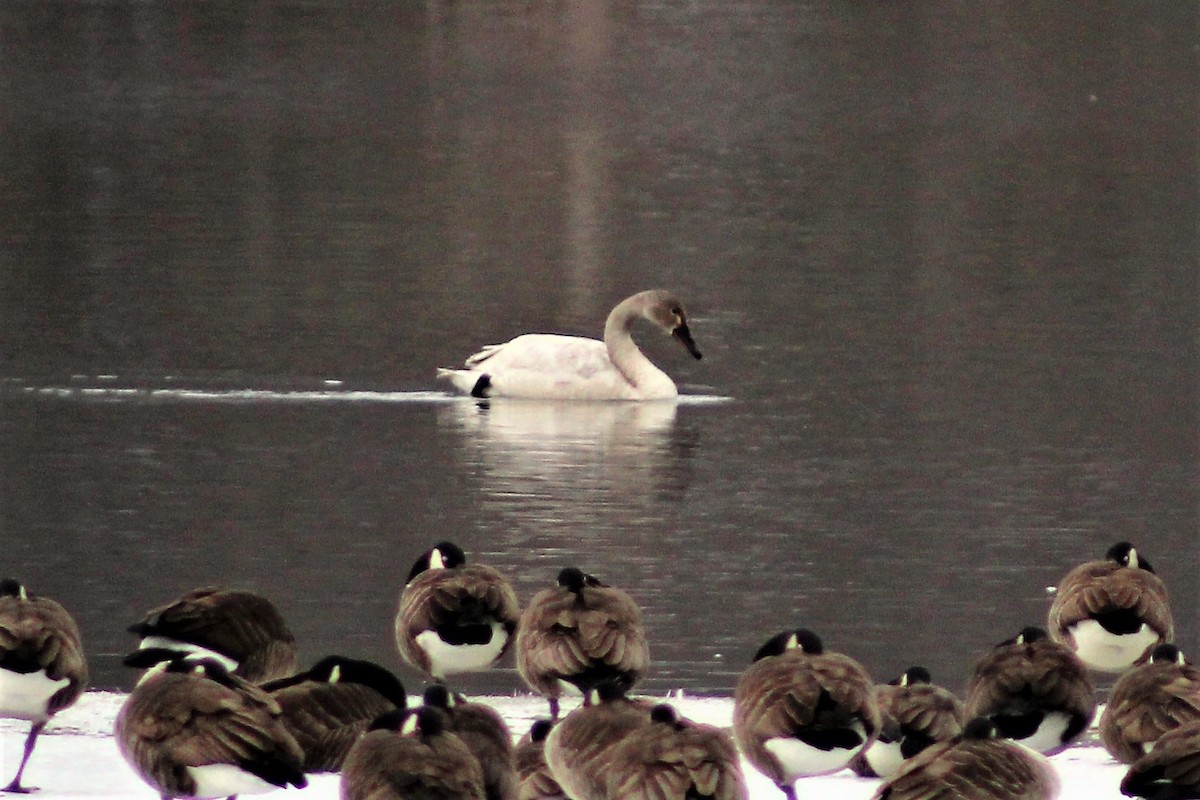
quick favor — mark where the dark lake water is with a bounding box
[2,3,1197,700]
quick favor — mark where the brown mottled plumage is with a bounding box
[341,707,486,800]
[1047,541,1173,673]
[516,720,565,800]
[873,717,1059,800]
[544,685,655,800]
[853,666,964,778]
[262,656,407,773]
[394,542,520,681]
[423,686,518,800]
[1100,643,1200,764]
[964,626,1095,754]
[115,657,307,799]
[127,586,297,683]
[1120,718,1200,798]
[0,579,88,793]
[732,629,879,800]
[517,567,649,718]
[604,703,748,800]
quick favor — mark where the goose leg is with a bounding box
[549,697,560,719]
[2,721,45,793]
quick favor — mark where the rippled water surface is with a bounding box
[2,3,1196,697]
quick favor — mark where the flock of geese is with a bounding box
[1,295,1195,799]
[0,539,1196,800]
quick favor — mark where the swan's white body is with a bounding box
[438,290,701,400]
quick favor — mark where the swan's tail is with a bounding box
[437,368,492,398]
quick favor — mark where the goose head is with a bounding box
[407,541,468,583]
[1107,541,1154,572]
[752,628,824,662]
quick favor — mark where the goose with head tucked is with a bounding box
[0,579,88,793]
[516,567,649,719]
[115,655,307,800]
[437,289,703,400]
[395,542,521,682]
[422,685,518,800]
[873,717,1059,800]
[260,655,407,773]
[543,683,655,800]
[853,666,965,779]
[964,626,1095,755]
[1120,718,1200,799]
[1100,643,1200,764]
[516,720,565,800]
[732,629,879,800]
[126,586,297,684]
[1047,540,1173,673]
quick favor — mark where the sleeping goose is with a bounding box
[732,629,879,800]
[853,666,964,779]
[604,703,748,800]
[516,567,649,719]
[0,579,88,793]
[394,542,521,681]
[1047,540,1173,672]
[1120,718,1200,798]
[543,683,655,800]
[872,717,1059,800]
[422,685,518,800]
[437,289,702,400]
[341,706,486,800]
[260,655,407,773]
[1100,643,1200,763]
[516,720,565,800]
[126,586,297,684]
[964,626,1095,755]
[115,656,307,800]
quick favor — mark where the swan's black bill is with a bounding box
[672,324,703,359]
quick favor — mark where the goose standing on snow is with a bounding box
[1047,540,1173,673]
[395,542,521,681]
[437,289,703,400]
[126,586,297,684]
[516,567,649,719]
[260,655,407,773]
[853,666,964,779]
[0,579,88,793]
[115,656,307,800]
[732,629,879,800]
[964,626,1095,755]
[873,717,1059,800]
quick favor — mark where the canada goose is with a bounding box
[423,685,518,800]
[394,542,520,681]
[516,720,565,800]
[604,703,748,800]
[1119,718,1200,798]
[0,579,88,793]
[115,656,307,800]
[1100,643,1200,763]
[126,586,297,683]
[516,567,649,719]
[853,666,965,779]
[341,706,486,800]
[437,289,703,400]
[544,683,656,800]
[873,717,1060,800]
[732,629,880,800]
[1047,541,1173,673]
[964,626,1095,755]
[259,655,407,773]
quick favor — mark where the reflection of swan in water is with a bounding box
[437,400,694,538]
[437,290,702,400]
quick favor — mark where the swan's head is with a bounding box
[640,290,702,360]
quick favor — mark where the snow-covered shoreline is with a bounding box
[1,691,1128,799]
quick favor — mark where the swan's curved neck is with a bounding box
[602,296,673,396]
